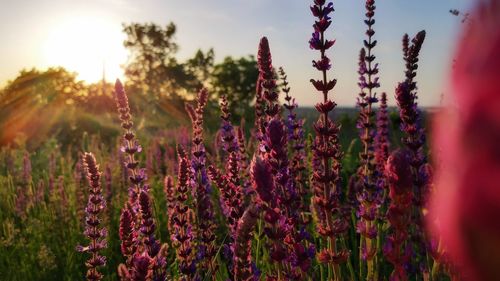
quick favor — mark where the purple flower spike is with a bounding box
[77,152,107,281]
[257,37,280,126]
[114,79,147,209]
[375,92,390,179]
[355,1,383,275]
[395,31,429,271]
[171,148,196,280]
[309,0,349,275]
[233,204,260,281]
[279,67,310,228]
[186,88,218,278]
[384,149,414,281]
[250,156,275,205]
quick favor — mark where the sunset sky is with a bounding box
[0,0,472,106]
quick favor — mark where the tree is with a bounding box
[123,22,199,99]
[0,68,89,147]
[185,48,215,88]
[122,22,258,125]
[210,56,258,122]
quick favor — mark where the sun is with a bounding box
[42,16,127,84]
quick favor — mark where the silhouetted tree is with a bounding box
[123,22,200,99]
[186,48,215,88]
[210,56,258,122]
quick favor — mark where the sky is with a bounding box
[0,0,473,107]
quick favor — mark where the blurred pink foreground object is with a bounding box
[430,0,500,280]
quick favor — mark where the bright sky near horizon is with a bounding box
[0,0,472,107]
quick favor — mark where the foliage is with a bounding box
[0,0,478,280]
[210,55,259,123]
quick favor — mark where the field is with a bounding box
[1,0,498,281]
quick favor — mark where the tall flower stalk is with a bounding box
[355,1,382,279]
[77,152,107,281]
[254,75,264,136]
[114,79,162,280]
[279,67,309,226]
[218,95,239,156]
[114,80,147,208]
[233,204,260,281]
[138,190,166,280]
[399,30,427,206]
[236,125,251,194]
[208,96,245,234]
[374,92,389,180]
[383,149,414,281]
[172,147,196,280]
[309,1,349,279]
[257,37,280,126]
[118,204,137,272]
[249,156,286,278]
[207,98,246,276]
[256,37,312,279]
[164,175,176,237]
[186,88,217,278]
[279,67,314,277]
[395,30,428,275]
[255,38,287,279]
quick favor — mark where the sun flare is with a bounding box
[42,16,127,83]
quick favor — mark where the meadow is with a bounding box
[1,0,495,280]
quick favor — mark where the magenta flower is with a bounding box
[430,2,500,280]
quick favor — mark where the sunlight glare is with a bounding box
[42,16,127,83]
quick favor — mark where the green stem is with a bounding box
[359,236,365,280]
[255,217,262,268]
[341,237,357,281]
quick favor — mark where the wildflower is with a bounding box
[279,67,310,227]
[309,1,349,277]
[138,191,161,259]
[250,155,287,276]
[383,149,413,281]
[77,152,107,281]
[207,155,244,235]
[250,156,275,205]
[355,2,383,277]
[254,75,265,137]
[114,79,146,208]
[186,88,217,277]
[119,205,136,265]
[257,37,280,123]
[236,125,251,194]
[395,30,429,271]
[233,204,260,281]
[164,175,176,236]
[172,147,196,279]
[219,95,238,156]
[131,251,153,281]
[431,2,500,279]
[374,92,389,180]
